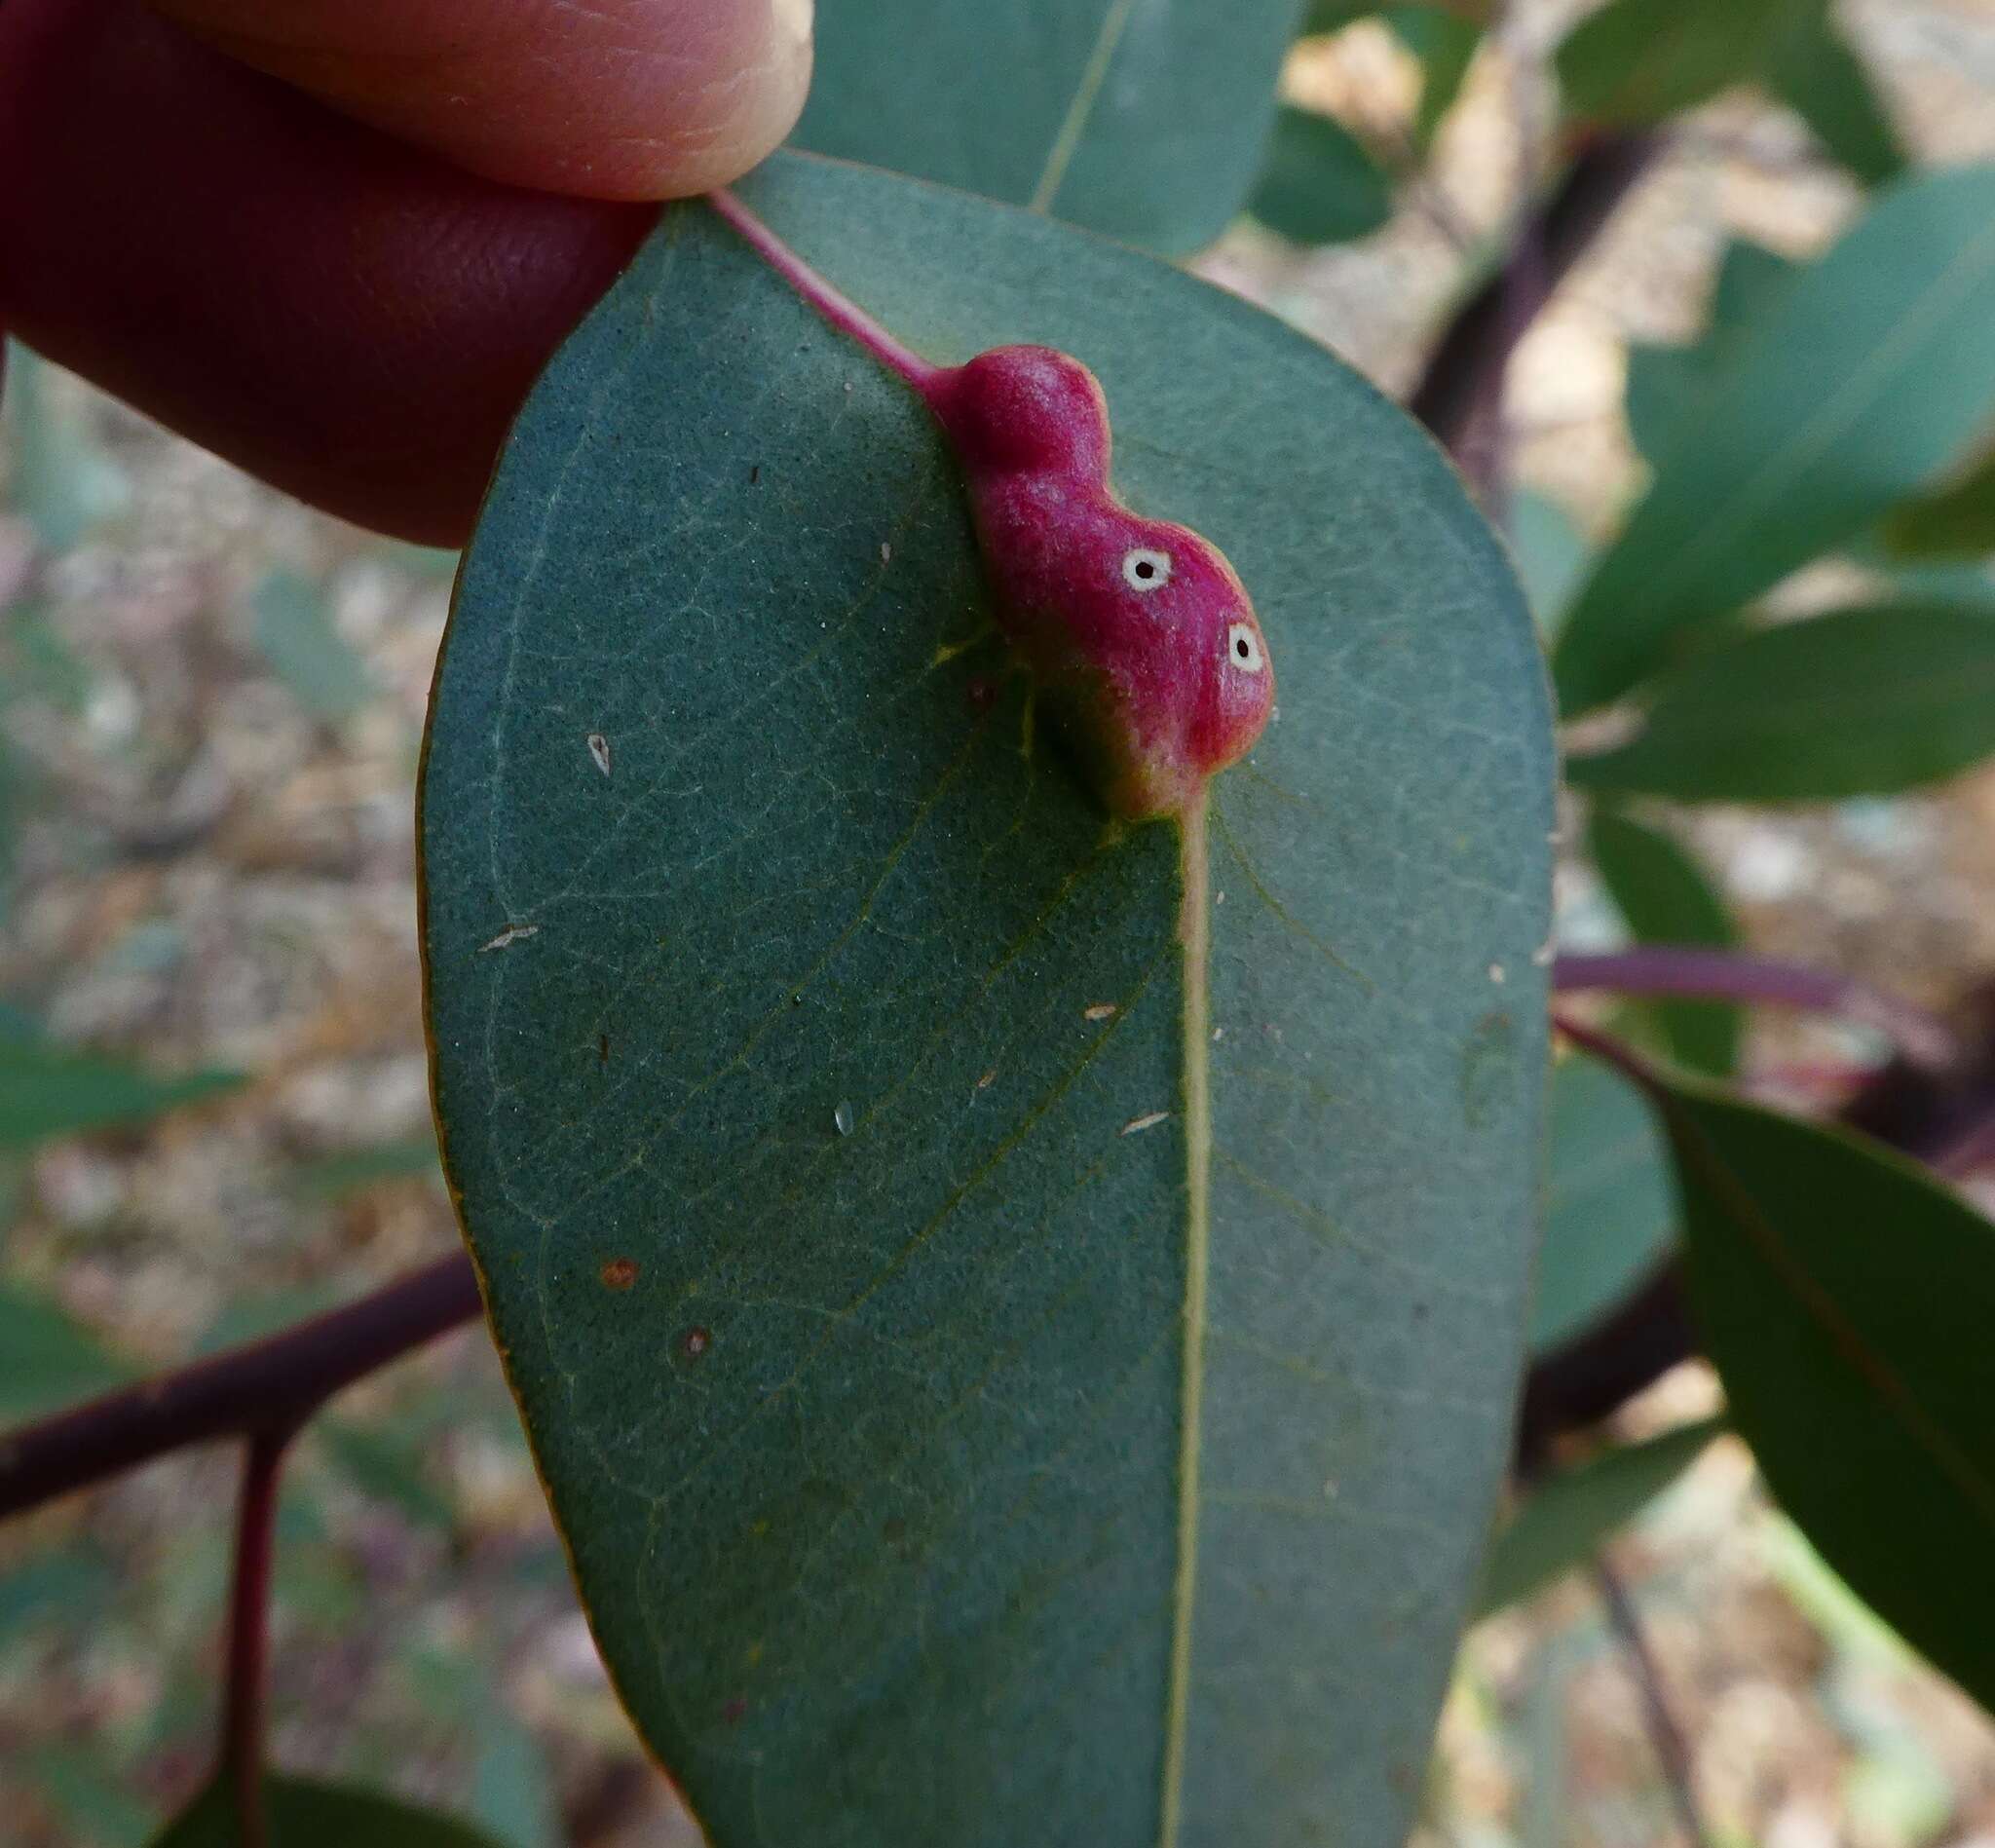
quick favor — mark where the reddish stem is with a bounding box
[1552,949,1955,1069]
[705,188,943,394]
[220,1429,292,1848]
[0,1252,480,1520]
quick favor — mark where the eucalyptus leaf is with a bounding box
[1652,1073,1995,1715]
[794,0,1304,253]
[1556,0,1793,128]
[1588,811,1739,1075]
[1624,240,1797,466]
[152,1773,504,1848]
[0,1033,243,1150]
[251,570,376,723]
[0,1283,127,1417]
[1475,1416,1723,1616]
[2,342,130,552]
[424,153,1552,1845]
[1248,105,1394,246]
[1764,3,1905,186]
[1879,443,1995,561]
[1557,164,1995,713]
[1533,1054,1676,1353]
[1385,6,1484,147]
[1567,600,1995,803]
[1508,489,1589,640]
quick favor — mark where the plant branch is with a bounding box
[220,1429,294,1848]
[1408,130,1660,459]
[1553,948,1956,1068]
[1594,1557,1713,1848]
[0,1251,481,1520]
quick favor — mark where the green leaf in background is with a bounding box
[1556,0,1793,128]
[1557,165,1995,714]
[1624,239,1798,466]
[1879,442,1995,561]
[1763,2,1906,187]
[1248,104,1394,245]
[1654,1075,1995,1716]
[467,1696,562,1848]
[32,1746,155,1848]
[1508,489,1591,640]
[1533,1053,1676,1352]
[1567,600,1995,803]
[423,153,1553,1846]
[0,1546,117,1648]
[1301,0,1376,29]
[0,1282,127,1417]
[291,1135,441,1200]
[1588,811,1740,1075]
[1474,1416,1725,1616]
[0,1030,243,1150]
[1,341,131,552]
[792,0,1304,253]
[250,570,376,724]
[153,1773,505,1847]
[1385,6,1484,146]
[317,1417,456,1530]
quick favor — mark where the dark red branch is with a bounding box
[0,1251,481,1519]
[1552,948,1955,1067]
[220,1430,293,1848]
[1408,131,1660,460]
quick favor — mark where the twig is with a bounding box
[1408,130,1660,459]
[0,1251,481,1520]
[1593,1557,1713,1848]
[220,1430,294,1848]
[1553,948,1957,1069]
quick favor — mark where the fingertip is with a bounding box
[156,0,815,201]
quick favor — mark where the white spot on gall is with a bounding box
[1121,547,1172,591]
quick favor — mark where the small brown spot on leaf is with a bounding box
[749,464,761,484]
[1083,1002,1116,1023]
[722,1697,748,1724]
[966,675,999,713]
[600,1258,639,1291]
[678,1325,712,1361]
[587,733,612,777]
[598,1033,610,1067]
[975,1069,997,1090]
[1120,1111,1169,1138]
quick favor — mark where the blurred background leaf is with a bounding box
[1249,103,1395,244]
[1665,1078,1995,1715]
[1588,811,1741,1075]
[0,1024,243,1150]
[250,571,376,725]
[1557,164,1995,714]
[1476,1417,1725,1616]
[1568,600,1995,802]
[1533,1053,1677,1352]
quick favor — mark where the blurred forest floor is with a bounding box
[4,3,1995,1844]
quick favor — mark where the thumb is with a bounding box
[149,0,814,200]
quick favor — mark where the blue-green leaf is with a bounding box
[1558,165,1995,713]
[1567,600,1995,802]
[422,152,1553,1846]
[1534,1053,1676,1352]
[1475,1417,1724,1615]
[794,0,1306,253]
[1588,811,1740,1075]
[1248,105,1394,245]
